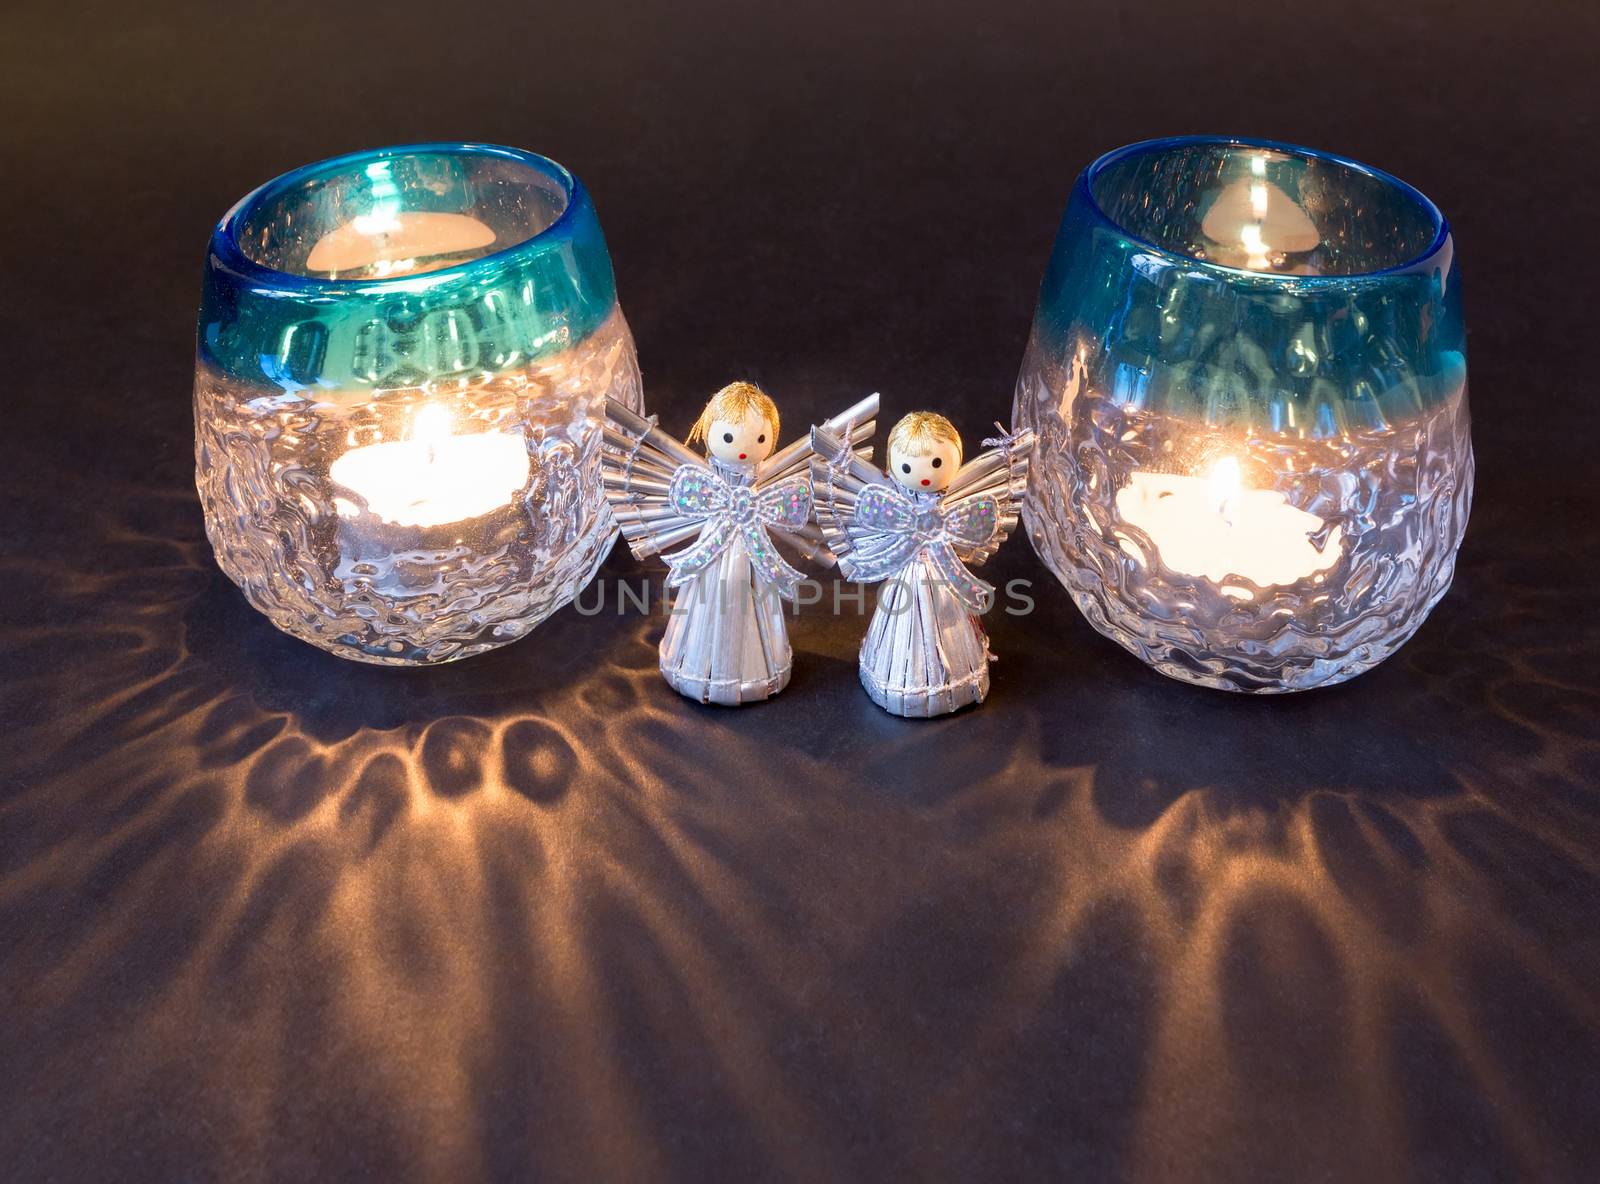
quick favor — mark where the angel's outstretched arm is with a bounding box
[755,392,879,567]
[758,392,880,485]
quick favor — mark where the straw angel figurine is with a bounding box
[602,383,878,705]
[811,411,1033,717]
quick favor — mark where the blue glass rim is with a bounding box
[1080,135,1452,283]
[198,141,621,391]
[209,141,590,295]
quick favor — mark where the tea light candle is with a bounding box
[330,405,531,528]
[1115,456,1343,599]
[305,211,497,280]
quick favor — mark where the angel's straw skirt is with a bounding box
[859,555,990,717]
[660,534,792,706]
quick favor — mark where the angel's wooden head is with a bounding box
[887,411,962,493]
[687,381,780,467]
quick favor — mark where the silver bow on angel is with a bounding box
[845,483,999,612]
[662,467,813,599]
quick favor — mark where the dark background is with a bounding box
[3,1,1599,1179]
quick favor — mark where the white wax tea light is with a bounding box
[330,404,531,528]
[1115,456,1343,598]
[306,211,497,279]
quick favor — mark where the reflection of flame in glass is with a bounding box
[305,211,497,279]
[1249,181,1269,218]
[1239,224,1270,271]
[352,210,403,236]
[1243,180,1272,268]
[1201,156,1321,272]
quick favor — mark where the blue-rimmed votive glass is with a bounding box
[195,143,642,664]
[1013,136,1472,692]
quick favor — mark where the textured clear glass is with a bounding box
[195,144,642,664]
[1013,137,1472,692]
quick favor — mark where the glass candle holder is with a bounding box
[1013,137,1472,692]
[195,143,642,664]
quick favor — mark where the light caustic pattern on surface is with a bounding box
[1,470,1597,1179]
[1016,339,1474,692]
[195,309,641,664]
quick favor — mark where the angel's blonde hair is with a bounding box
[887,411,962,464]
[687,382,780,448]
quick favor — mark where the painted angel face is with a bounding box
[890,438,960,493]
[706,407,775,466]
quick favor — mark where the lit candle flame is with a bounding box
[329,402,530,528]
[1244,180,1273,266]
[1198,154,1320,272]
[410,403,452,465]
[352,210,403,236]
[1208,455,1242,520]
[1239,224,1270,270]
[1115,453,1343,595]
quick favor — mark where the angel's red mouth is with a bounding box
[738,453,747,460]
[921,478,931,486]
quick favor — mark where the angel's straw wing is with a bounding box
[940,426,1035,566]
[601,397,710,559]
